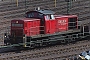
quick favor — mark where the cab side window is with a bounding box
[45,14,55,20]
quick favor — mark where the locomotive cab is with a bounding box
[26,10,55,34]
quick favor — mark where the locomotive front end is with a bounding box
[4,19,24,46]
[11,20,24,44]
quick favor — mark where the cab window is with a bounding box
[12,23,23,27]
[45,14,55,20]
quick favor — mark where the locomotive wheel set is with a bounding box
[3,9,90,48]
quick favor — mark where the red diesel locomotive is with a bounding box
[4,9,90,48]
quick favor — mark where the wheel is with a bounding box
[30,44,35,48]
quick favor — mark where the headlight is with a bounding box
[5,36,6,37]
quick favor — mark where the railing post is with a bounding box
[23,35,27,47]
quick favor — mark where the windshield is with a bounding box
[12,23,23,27]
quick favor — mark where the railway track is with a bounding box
[0,0,90,60]
[0,40,89,60]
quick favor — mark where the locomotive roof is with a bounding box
[26,9,55,15]
[12,18,40,21]
[54,15,77,18]
[37,10,55,14]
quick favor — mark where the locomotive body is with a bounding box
[4,10,90,48]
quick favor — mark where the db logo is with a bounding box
[58,20,67,25]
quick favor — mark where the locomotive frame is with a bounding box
[22,25,90,48]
